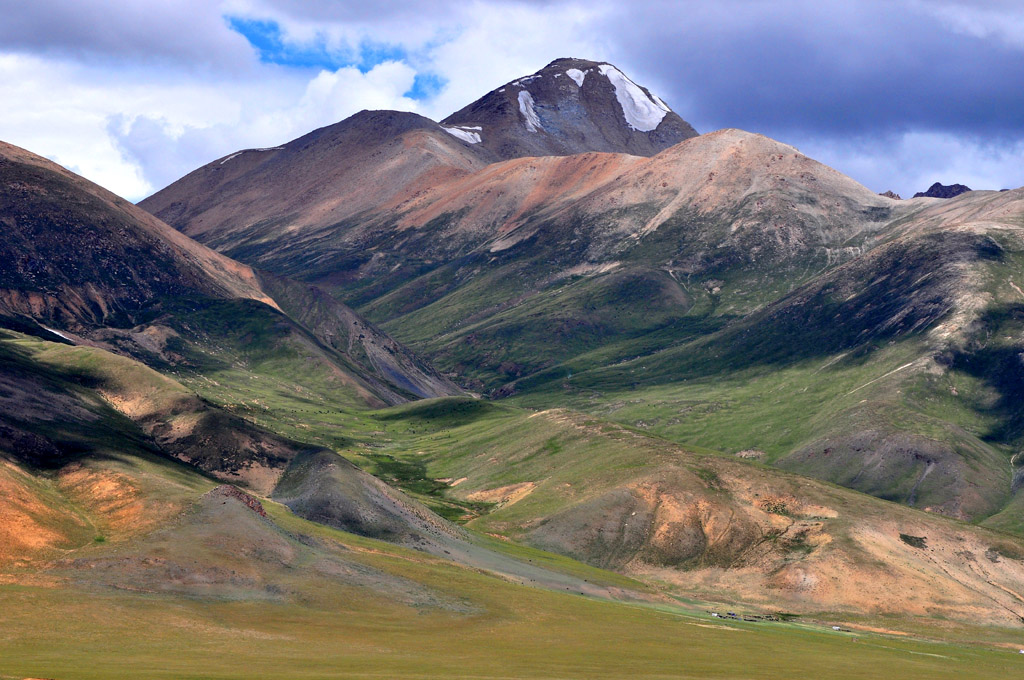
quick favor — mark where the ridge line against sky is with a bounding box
[1,0,1023,201]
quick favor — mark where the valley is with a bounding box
[3,56,1024,679]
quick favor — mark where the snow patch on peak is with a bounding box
[597,64,668,132]
[518,90,542,132]
[650,93,671,113]
[219,147,283,164]
[442,126,482,144]
[565,68,586,87]
[512,75,542,87]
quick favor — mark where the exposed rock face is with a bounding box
[0,141,275,329]
[441,57,698,160]
[879,190,902,199]
[913,182,971,199]
[272,449,467,551]
[209,485,268,517]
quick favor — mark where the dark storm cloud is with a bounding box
[0,0,253,67]
[601,1,1024,139]
[250,0,568,23]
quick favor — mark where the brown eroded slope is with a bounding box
[415,406,1024,624]
[383,128,900,262]
[146,124,899,293]
[140,110,490,252]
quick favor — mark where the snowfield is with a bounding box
[518,90,542,132]
[597,64,669,131]
[43,327,73,342]
[566,68,587,87]
[442,126,483,144]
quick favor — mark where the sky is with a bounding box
[1,0,1023,201]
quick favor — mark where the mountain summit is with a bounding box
[140,58,698,269]
[440,57,698,159]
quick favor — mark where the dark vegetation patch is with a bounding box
[693,466,722,490]
[759,498,790,515]
[899,533,928,549]
[987,540,1024,561]
[375,397,497,428]
[948,303,1024,446]
[552,230,1001,399]
[359,451,491,523]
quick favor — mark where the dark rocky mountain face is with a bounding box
[0,141,459,406]
[0,141,278,330]
[913,182,972,198]
[441,57,698,160]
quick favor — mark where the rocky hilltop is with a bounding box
[441,57,698,160]
[913,181,972,198]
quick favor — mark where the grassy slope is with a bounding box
[0,329,223,566]
[366,205,846,393]
[514,341,1011,517]
[4,329,1024,677]
[305,398,1024,624]
[3,502,1024,680]
[30,306,1015,626]
[163,298,391,410]
[134,310,1024,621]
[372,262,699,390]
[498,228,1024,525]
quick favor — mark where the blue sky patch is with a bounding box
[227,16,416,75]
[407,73,446,100]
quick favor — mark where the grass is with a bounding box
[3,500,1024,680]
[3,586,1022,680]
[511,338,1014,521]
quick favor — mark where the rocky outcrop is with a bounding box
[208,485,268,518]
[913,182,971,199]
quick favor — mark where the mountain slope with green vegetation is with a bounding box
[5,60,1024,677]
[3,344,1024,678]
[0,139,459,409]
[506,218,1024,525]
[141,92,1024,536]
[331,397,1024,625]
